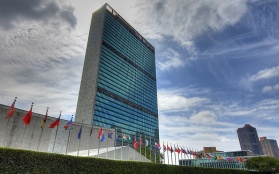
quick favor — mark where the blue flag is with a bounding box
[78,127,82,139]
[108,131,113,139]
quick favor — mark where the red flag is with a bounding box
[5,101,16,119]
[133,137,138,149]
[22,105,33,125]
[49,115,60,128]
[98,127,103,139]
[175,147,181,154]
[167,145,171,151]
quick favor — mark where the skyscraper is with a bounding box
[237,124,263,156]
[75,4,159,142]
[259,137,279,159]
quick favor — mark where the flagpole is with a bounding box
[37,107,49,151]
[114,128,117,160]
[177,144,180,165]
[170,143,173,165]
[22,102,34,149]
[149,136,151,162]
[66,128,72,155]
[134,134,136,161]
[167,142,169,164]
[145,136,147,162]
[121,133,123,160]
[52,111,61,153]
[154,139,156,163]
[1,97,17,146]
[163,141,165,164]
[106,129,109,159]
[174,144,177,165]
[97,126,102,158]
[65,115,73,155]
[77,119,83,156]
[139,135,142,161]
[88,126,93,157]
[128,134,130,161]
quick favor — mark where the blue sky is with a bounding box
[0,0,278,152]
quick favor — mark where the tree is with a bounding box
[245,156,279,173]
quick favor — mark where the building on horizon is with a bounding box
[203,147,223,153]
[237,124,263,156]
[259,136,279,159]
[75,4,159,143]
[179,150,250,170]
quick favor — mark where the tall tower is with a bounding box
[237,124,263,156]
[75,4,159,141]
[260,137,279,159]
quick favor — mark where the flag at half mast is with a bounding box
[40,107,49,128]
[5,97,17,119]
[98,127,105,142]
[22,103,34,125]
[49,112,61,128]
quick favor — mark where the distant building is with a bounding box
[179,150,250,170]
[203,147,223,153]
[237,124,263,156]
[259,136,279,159]
[75,4,159,142]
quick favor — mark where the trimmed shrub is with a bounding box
[0,147,261,174]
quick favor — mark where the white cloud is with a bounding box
[0,25,87,119]
[159,112,240,152]
[157,88,209,113]
[250,66,279,81]
[135,0,248,53]
[262,83,279,93]
[189,111,216,124]
[157,48,185,71]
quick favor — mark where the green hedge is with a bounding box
[0,147,261,174]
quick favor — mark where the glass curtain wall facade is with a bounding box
[237,124,263,156]
[76,4,159,143]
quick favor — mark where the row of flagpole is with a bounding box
[4,98,226,166]
[1,97,163,162]
[1,98,247,166]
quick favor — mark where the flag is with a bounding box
[49,115,60,128]
[122,134,127,140]
[98,127,105,142]
[40,108,48,128]
[133,137,138,149]
[108,130,113,139]
[163,145,166,152]
[5,99,16,119]
[167,145,171,151]
[64,118,73,130]
[78,126,82,139]
[140,137,143,146]
[123,134,131,143]
[90,127,93,136]
[175,147,181,153]
[145,139,149,146]
[154,142,161,149]
[181,148,187,154]
[170,146,174,153]
[22,106,33,125]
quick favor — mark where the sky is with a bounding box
[0,0,279,153]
